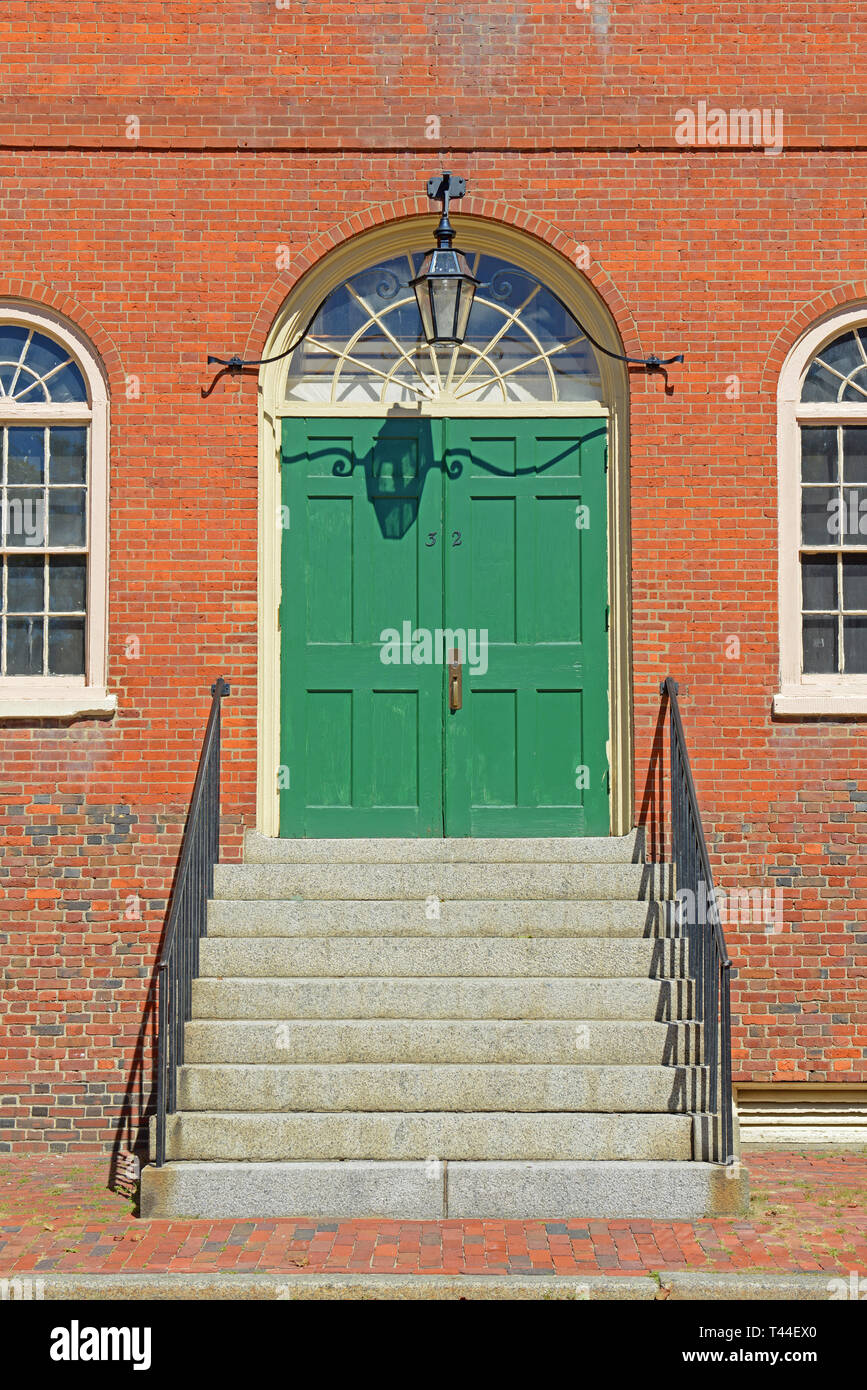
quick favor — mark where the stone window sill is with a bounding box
[773,684,867,717]
[0,686,117,720]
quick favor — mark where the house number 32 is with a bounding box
[425,531,463,546]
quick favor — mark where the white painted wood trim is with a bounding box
[0,402,92,420]
[796,402,867,421]
[257,219,633,836]
[277,402,611,418]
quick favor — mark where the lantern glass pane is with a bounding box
[430,279,460,341]
[454,282,475,343]
[413,283,434,343]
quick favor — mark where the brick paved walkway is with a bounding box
[0,1150,864,1277]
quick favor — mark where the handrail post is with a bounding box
[659,676,734,1167]
[155,960,167,1167]
[153,677,229,1167]
[721,958,734,1164]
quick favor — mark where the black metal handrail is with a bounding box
[154,677,229,1167]
[660,677,734,1166]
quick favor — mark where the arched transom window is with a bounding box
[0,327,88,404]
[285,252,603,406]
[0,306,112,716]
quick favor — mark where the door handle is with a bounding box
[448,649,463,712]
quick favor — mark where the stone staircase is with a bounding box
[140,832,748,1219]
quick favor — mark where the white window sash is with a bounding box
[777,305,867,713]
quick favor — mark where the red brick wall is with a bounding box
[0,2,858,148]
[0,3,865,1150]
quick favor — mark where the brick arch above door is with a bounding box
[245,199,645,370]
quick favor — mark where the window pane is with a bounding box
[49,426,87,484]
[801,487,836,544]
[4,488,45,547]
[843,556,867,610]
[843,487,867,545]
[47,489,86,546]
[46,361,87,404]
[0,325,28,363]
[47,617,85,675]
[6,556,44,612]
[7,426,44,484]
[803,615,838,673]
[844,617,867,673]
[801,427,837,483]
[23,331,70,377]
[802,556,837,610]
[319,284,375,341]
[48,557,86,612]
[802,360,841,402]
[818,331,862,375]
[843,427,867,482]
[13,374,48,403]
[6,616,43,674]
[841,367,867,401]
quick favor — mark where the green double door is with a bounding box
[280,416,609,837]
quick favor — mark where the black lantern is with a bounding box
[411,172,479,345]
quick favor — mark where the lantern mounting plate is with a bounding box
[426,173,466,204]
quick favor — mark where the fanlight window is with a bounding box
[285,253,603,406]
[0,326,88,404]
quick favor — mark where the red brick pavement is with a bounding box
[0,1150,864,1278]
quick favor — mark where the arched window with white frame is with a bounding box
[0,303,113,717]
[777,305,867,714]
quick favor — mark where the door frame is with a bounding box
[257,217,633,837]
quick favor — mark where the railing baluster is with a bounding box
[153,677,229,1166]
[659,678,733,1168]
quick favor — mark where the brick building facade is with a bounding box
[1,3,865,1163]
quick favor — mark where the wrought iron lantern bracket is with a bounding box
[207,172,685,373]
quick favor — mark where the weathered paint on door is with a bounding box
[280,417,609,836]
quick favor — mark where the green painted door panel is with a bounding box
[280,418,444,836]
[280,417,609,838]
[443,419,609,836]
